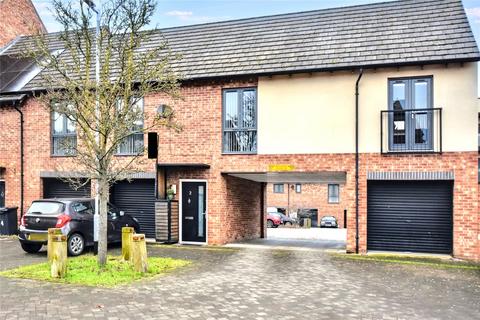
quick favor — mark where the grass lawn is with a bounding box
[331,253,480,270]
[0,255,191,287]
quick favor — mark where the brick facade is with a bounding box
[266,183,346,228]
[0,0,45,48]
[352,152,479,261]
[1,76,479,260]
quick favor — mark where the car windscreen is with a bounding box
[322,216,336,221]
[27,202,64,215]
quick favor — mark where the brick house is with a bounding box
[0,0,46,48]
[266,183,347,228]
[1,0,479,260]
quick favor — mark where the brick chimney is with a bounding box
[0,0,46,48]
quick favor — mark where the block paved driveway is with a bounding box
[1,237,479,320]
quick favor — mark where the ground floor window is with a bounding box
[328,184,339,203]
[273,184,284,193]
[295,183,302,193]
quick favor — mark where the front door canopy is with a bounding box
[222,171,346,184]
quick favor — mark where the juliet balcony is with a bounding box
[380,108,442,154]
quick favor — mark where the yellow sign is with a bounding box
[268,164,295,172]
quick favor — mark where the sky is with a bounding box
[32,0,480,39]
[32,0,480,90]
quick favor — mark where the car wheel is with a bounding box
[273,224,279,228]
[267,220,274,228]
[285,221,292,226]
[67,233,85,256]
[20,242,42,254]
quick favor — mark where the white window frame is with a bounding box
[328,184,340,203]
[295,184,302,193]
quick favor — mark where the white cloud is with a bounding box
[165,10,194,20]
[465,7,480,23]
[165,10,230,24]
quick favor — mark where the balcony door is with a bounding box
[389,77,433,151]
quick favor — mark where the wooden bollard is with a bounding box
[122,227,134,261]
[304,218,311,228]
[131,234,148,273]
[47,228,62,263]
[50,234,67,278]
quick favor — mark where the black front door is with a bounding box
[0,181,5,207]
[182,181,206,243]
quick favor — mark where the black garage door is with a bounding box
[110,179,156,238]
[43,178,91,198]
[367,180,453,254]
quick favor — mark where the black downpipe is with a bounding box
[13,104,24,218]
[355,69,363,254]
[260,182,265,238]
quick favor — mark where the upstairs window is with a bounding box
[328,184,340,203]
[52,110,76,156]
[223,88,257,153]
[116,97,144,155]
[273,184,284,193]
[388,77,433,152]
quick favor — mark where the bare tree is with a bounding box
[24,0,181,266]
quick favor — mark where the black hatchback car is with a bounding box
[18,198,140,256]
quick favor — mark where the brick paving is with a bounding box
[0,237,479,320]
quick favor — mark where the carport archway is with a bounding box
[222,171,348,250]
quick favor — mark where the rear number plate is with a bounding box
[28,234,47,241]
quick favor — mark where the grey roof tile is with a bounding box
[0,0,478,92]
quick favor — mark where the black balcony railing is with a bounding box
[381,108,442,154]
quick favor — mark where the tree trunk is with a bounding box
[97,178,109,267]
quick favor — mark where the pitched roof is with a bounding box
[1,0,478,92]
